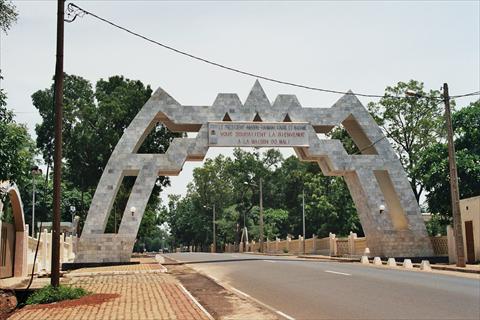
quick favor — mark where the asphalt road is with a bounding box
[165,252,480,320]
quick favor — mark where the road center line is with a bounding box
[230,287,296,320]
[325,270,351,276]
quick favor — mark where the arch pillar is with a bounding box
[0,181,28,278]
[75,81,433,263]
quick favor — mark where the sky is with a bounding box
[1,0,479,204]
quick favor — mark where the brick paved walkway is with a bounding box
[9,271,210,320]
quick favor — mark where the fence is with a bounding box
[429,236,448,256]
[225,232,451,258]
[227,232,368,257]
[27,229,76,273]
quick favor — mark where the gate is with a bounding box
[0,222,15,278]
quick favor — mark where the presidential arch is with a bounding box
[75,81,433,263]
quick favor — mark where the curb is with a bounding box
[178,283,215,320]
[297,255,359,262]
[65,268,167,278]
[177,263,294,320]
[430,265,480,274]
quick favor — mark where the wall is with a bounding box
[460,196,480,262]
[26,229,76,274]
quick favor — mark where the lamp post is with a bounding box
[203,204,216,253]
[69,205,76,223]
[244,177,264,253]
[31,166,43,237]
[302,189,306,254]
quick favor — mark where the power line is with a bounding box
[66,2,479,101]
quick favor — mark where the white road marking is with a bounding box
[276,310,296,320]
[263,260,277,263]
[325,270,351,276]
[179,283,215,320]
[231,254,241,258]
[230,287,296,320]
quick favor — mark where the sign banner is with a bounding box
[208,122,309,147]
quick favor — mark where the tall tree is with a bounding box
[0,0,18,34]
[0,96,35,188]
[367,80,443,202]
[33,74,181,234]
[417,100,480,223]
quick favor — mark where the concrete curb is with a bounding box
[65,268,167,278]
[296,255,359,262]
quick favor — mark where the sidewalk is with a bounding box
[8,259,212,320]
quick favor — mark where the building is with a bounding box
[460,196,480,263]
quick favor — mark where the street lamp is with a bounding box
[302,189,306,254]
[70,205,76,222]
[203,204,216,253]
[244,177,264,253]
[31,166,43,237]
[379,204,385,214]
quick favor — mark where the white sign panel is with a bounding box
[208,122,309,147]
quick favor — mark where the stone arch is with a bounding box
[0,181,28,277]
[76,81,433,263]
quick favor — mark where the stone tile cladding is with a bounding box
[76,81,433,262]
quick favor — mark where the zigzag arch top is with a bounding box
[114,80,397,177]
[76,80,433,263]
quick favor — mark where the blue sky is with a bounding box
[1,0,479,203]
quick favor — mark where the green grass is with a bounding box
[26,285,89,305]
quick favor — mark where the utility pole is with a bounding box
[443,83,466,267]
[302,189,306,254]
[212,204,216,253]
[259,178,264,253]
[51,0,65,287]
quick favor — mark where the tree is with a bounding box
[418,100,480,223]
[33,74,182,236]
[0,0,18,34]
[163,149,361,250]
[367,80,443,201]
[0,100,36,188]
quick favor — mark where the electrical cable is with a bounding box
[65,3,479,101]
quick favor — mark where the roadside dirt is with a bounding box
[164,258,278,320]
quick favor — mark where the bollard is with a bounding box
[387,258,397,267]
[420,260,432,271]
[403,259,413,269]
[373,257,382,266]
[364,247,370,256]
[361,256,370,264]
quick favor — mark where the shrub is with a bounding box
[283,248,289,253]
[26,285,89,305]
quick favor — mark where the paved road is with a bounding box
[165,252,480,320]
